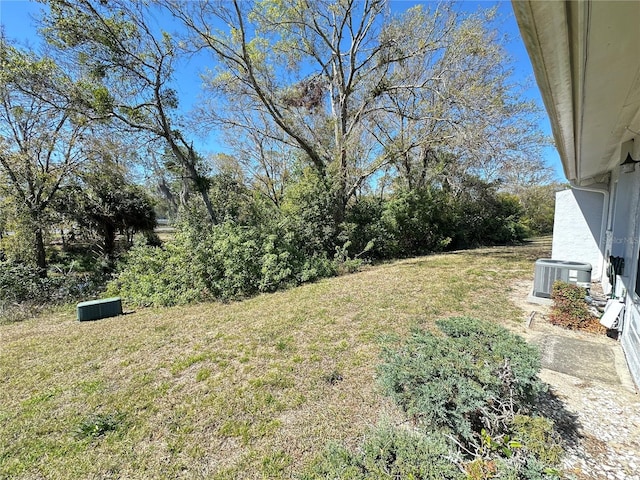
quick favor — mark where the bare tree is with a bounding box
[169,0,549,218]
[167,0,403,223]
[41,0,219,222]
[368,5,549,191]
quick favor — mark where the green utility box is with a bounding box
[77,297,122,321]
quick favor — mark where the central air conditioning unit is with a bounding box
[533,259,592,299]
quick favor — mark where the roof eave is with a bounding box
[512,0,578,182]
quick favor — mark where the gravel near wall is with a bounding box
[538,370,640,480]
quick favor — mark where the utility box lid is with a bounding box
[77,297,122,321]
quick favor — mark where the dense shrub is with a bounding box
[378,317,545,450]
[305,422,561,480]
[200,222,264,298]
[302,425,462,480]
[341,196,390,259]
[0,262,50,305]
[550,281,602,331]
[451,182,528,249]
[340,187,455,261]
[465,455,560,480]
[280,169,339,255]
[107,219,339,307]
[0,260,106,321]
[511,415,563,466]
[379,187,454,257]
[463,414,562,479]
[342,181,528,262]
[105,238,209,307]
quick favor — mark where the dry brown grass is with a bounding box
[0,239,551,479]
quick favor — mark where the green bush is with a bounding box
[307,317,561,479]
[511,415,563,466]
[342,197,391,260]
[280,168,339,255]
[0,261,48,305]
[451,179,528,249]
[302,425,462,480]
[378,317,545,450]
[342,182,528,262]
[105,239,209,307]
[201,222,263,299]
[1,260,107,321]
[107,219,342,307]
[465,455,561,480]
[463,414,562,479]
[380,187,454,257]
[194,221,336,299]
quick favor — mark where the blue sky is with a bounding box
[0,0,564,180]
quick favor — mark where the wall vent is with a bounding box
[533,259,592,298]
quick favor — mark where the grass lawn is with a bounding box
[0,239,550,479]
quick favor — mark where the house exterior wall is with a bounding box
[608,146,640,388]
[606,167,636,295]
[552,188,606,281]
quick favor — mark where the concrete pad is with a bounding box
[527,292,554,306]
[534,335,621,385]
[511,278,638,395]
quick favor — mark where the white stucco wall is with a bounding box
[552,188,606,280]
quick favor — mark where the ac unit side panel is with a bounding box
[532,259,592,299]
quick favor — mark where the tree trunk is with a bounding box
[334,156,348,227]
[34,226,47,278]
[101,223,117,259]
[169,142,218,224]
[157,176,179,218]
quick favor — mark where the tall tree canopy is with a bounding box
[0,39,86,274]
[167,0,548,223]
[40,0,219,223]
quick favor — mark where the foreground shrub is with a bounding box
[550,281,602,331]
[465,455,561,480]
[378,317,545,452]
[510,415,563,466]
[307,318,561,479]
[302,425,462,480]
[463,414,562,479]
